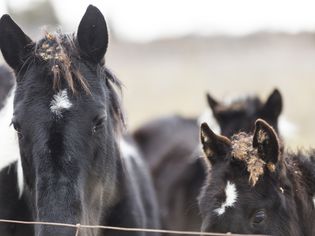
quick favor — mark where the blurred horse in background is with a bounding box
[0,66,14,109]
[133,89,284,233]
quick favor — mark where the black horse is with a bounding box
[133,90,283,233]
[206,89,282,137]
[199,119,315,235]
[0,5,159,236]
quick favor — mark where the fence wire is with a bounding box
[0,219,268,236]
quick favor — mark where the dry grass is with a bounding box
[106,33,315,149]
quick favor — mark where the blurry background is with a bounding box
[0,0,314,148]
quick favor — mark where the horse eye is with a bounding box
[252,210,266,225]
[92,116,106,134]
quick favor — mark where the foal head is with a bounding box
[199,119,312,235]
[206,89,282,137]
[0,5,123,235]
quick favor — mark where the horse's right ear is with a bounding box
[200,122,231,165]
[261,89,283,122]
[0,14,32,71]
[77,5,108,64]
[206,93,219,112]
[253,119,280,166]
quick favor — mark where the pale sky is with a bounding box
[1,0,315,41]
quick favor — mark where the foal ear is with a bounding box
[0,15,33,71]
[206,93,219,112]
[77,5,108,64]
[262,89,283,121]
[200,122,231,165]
[253,119,280,165]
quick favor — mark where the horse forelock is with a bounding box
[230,132,266,186]
[25,32,125,131]
[33,32,89,93]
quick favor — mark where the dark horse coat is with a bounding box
[0,5,159,236]
[199,119,315,236]
[133,90,283,232]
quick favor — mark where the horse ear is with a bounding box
[206,93,219,112]
[262,89,282,121]
[253,119,280,165]
[0,14,33,71]
[200,122,231,165]
[77,5,108,64]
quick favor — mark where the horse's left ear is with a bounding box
[77,5,108,64]
[206,93,219,112]
[261,89,283,121]
[0,14,33,71]
[200,122,231,165]
[253,119,280,165]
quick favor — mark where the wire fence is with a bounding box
[0,219,268,236]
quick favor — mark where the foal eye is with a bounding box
[252,210,266,225]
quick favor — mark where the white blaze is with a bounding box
[50,89,72,117]
[214,181,238,215]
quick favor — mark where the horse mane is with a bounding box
[26,32,125,131]
[285,149,315,195]
[217,95,261,113]
[102,66,125,132]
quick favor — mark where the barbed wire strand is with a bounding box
[0,219,268,236]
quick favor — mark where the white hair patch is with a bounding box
[119,138,142,164]
[0,88,24,197]
[214,181,238,215]
[50,89,72,117]
[119,137,149,177]
[17,158,24,197]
